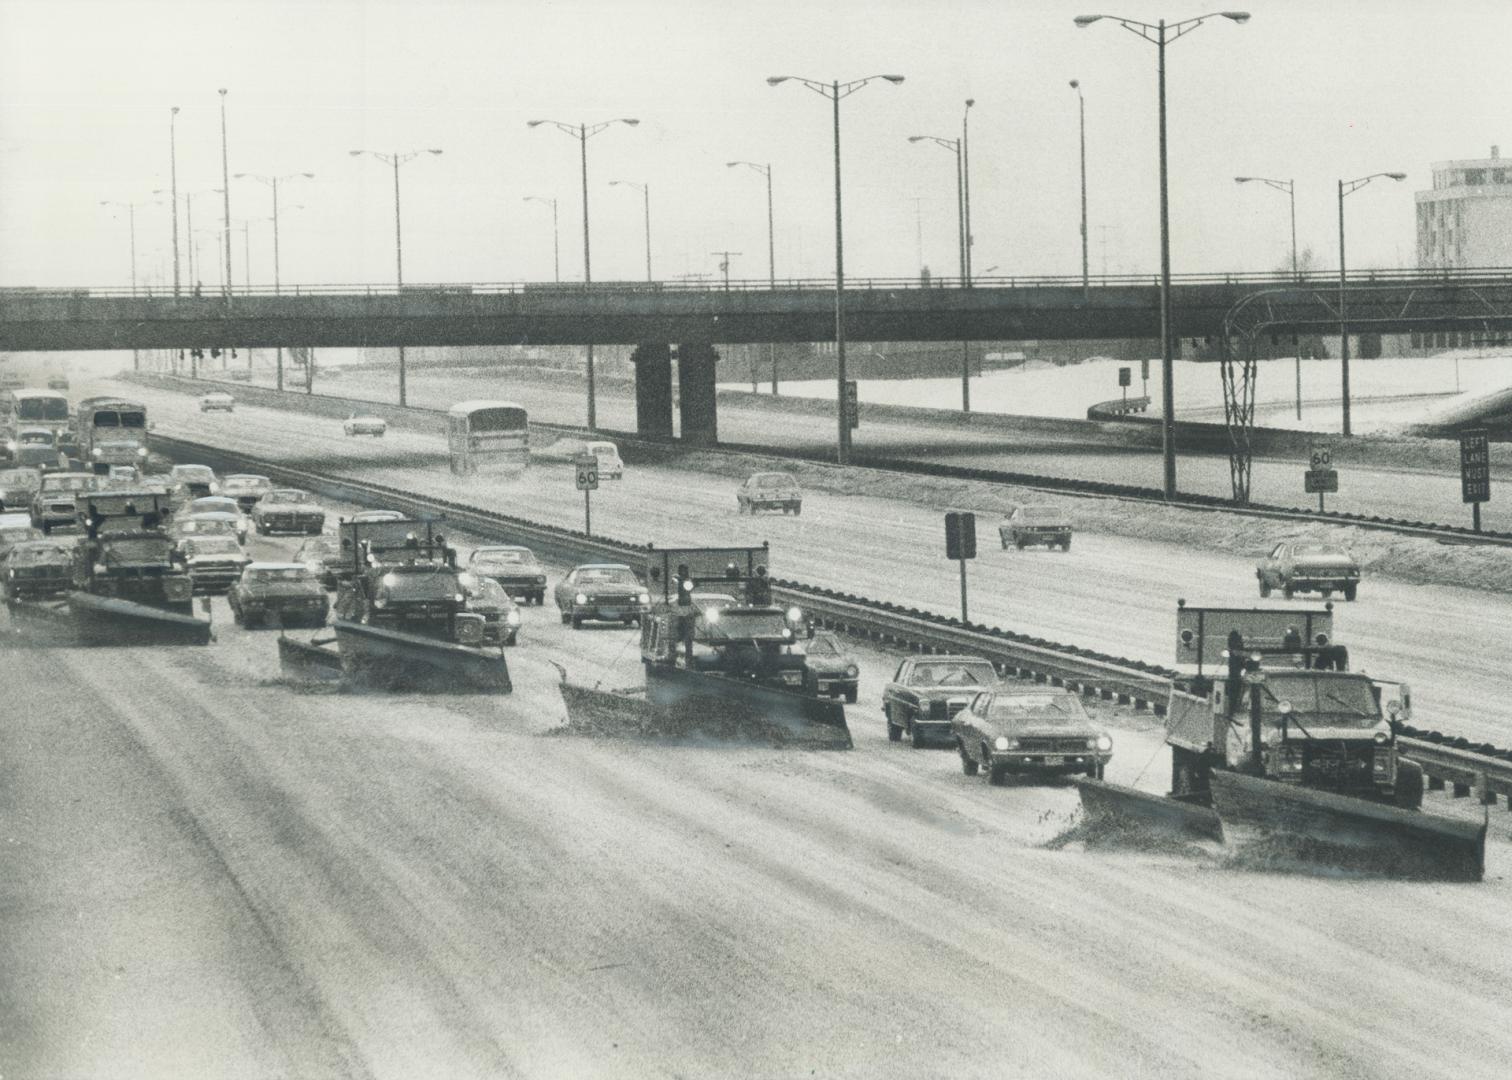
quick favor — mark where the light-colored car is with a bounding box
[221,474,274,512]
[1257,541,1361,601]
[350,509,405,524]
[952,689,1113,784]
[553,563,651,628]
[343,414,387,437]
[180,534,252,594]
[199,391,235,413]
[584,440,624,479]
[0,514,44,562]
[29,472,95,533]
[1,538,74,602]
[167,464,220,501]
[250,488,326,536]
[13,428,59,470]
[736,471,802,515]
[187,495,251,544]
[1000,505,1072,551]
[0,467,41,514]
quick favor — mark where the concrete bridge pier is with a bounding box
[631,343,674,437]
[677,343,719,446]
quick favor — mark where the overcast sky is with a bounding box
[1,0,1507,290]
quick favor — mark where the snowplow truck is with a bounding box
[1076,601,1485,881]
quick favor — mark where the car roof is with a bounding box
[575,562,632,571]
[245,561,311,571]
[909,655,994,665]
[749,471,796,480]
[224,474,270,482]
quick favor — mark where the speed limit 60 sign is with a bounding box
[575,457,599,491]
[1309,444,1332,469]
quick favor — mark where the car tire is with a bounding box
[958,740,979,776]
[1259,577,1272,598]
[1061,539,1072,552]
[909,721,926,749]
[1086,763,1105,781]
[231,606,243,627]
[886,708,902,742]
[571,614,582,630]
[559,610,570,625]
[1015,539,1026,550]
[988,761,1010,786]
[794,505,802,516]
[1344,583,1357,601]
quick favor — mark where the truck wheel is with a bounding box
[1344,583,1357,601]
[1259,578,1272,598]
[1394,759,1424,811]
[988,760,1010,786]
[958,740,979,776]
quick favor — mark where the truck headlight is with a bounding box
[787,606,803,623]
[638,592,650,605]
[1373,731,1390,744]
[536,575,546,584]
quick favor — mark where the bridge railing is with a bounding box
[4,265,1512,300]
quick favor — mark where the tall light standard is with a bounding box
[523,196,560,282]
[961,98,975,285]
[169,106,181,296]
[767,73,906,465]
[1337,171,1406,437]
[349,148,444,407]
[218,89,233,297]
[236,171,313,391]
[1235,174,1299,418]
[726,160,778,392]
[908,130,972,410]
[101,198,153,371]
[609,180,652,281]
[711,250,742,289]
[1069,80,1090,296]
[1073,10,1250,500]
[527,118,640,430]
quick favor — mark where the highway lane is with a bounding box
[114,378,1512,747]
[5,517,1511,1077]
[293,365,1512,531]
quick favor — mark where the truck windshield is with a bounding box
[1255,675,1380,726]
[102,539,172,565]
[703,611,789,640]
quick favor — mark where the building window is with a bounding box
[1464,169,1487,185]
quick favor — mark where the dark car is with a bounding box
[461,574,521,645]
[736,471,802,515]
[467,544,547,605]
[882,655,1000,748]
[952,689,1113,784]
[251,488,326,535]
[2,539,75,602]
[553,563,650,628]
[0,467,42,514]
[29,472,95,533]
[13,428,59,470]
[47,375,69,391]
[180,535,253,595]
[221,473,274,512]
[0,516,45,563]
[295,534,345,589]
[1257,541,1361,600]
[228,562,330,628]
[802,631,860,703]
[1000,504,1072,551]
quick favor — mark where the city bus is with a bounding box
[76,396,149,473]
[446,400,529,474]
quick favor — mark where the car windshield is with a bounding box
[807,636,842,657]
[299,539,340,556]
[186,538,241,556]
[1293,544,1347,559]
[42,475,92,492]
[575,567,637,585]
[754,474,795,488]
[1015,506,1063,522]
[173,467,214,482]
[1252,675,1381,727]
[19,431,52,445]
[8,543,70,565]
[910,662,997,687]
[224,477,268,491]
[191,499,238,514]
[249,567,314,583]
[268,490,311,504]
[182,519,233,534]
[467,578,508,602]
[474,549,529,565]
[987,694,1089,723]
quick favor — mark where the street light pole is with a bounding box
[528,118,641,431]
[610,180,653,281]
[169,106,181,296]
[962,98,975,286]
[100,199,148,370]
[1070,81,1089,296]
[908,131,969,409]
[350,148,444,407]
[1235,175,1298,416]
[768,73,905,465]
[1337,171,1407,437]
[218,89,232,298]
[1074,10,1251,500]
[235,171,313,391]
[726,160,779,391]
[524,196,560,282]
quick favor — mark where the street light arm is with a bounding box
[1235,175,1292,194]
[1342,171,1407,197]
[767,74,903,100]
[908,135,960,155]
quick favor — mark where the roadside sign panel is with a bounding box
[1118,367,1132,388]
[575,457,599,491]
[1460,428,1490,504]
[1304,469,1338,494]
[1309,444,1332,470]
[945,511,977,561]
[843,379,859,430]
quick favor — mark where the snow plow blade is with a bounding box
[1075,778,1224,844]
[1208,771,1486,882]
[559,665,851,748]
[64,592,212,646]
[330,619,511,693]
[277,633,344,681]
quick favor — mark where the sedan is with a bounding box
[554,563,651,628]
[251,488,326,535]
[167,464,220,502]
[343,414,388,437]
[1000,504,1072,551]
[0,516,45,562]
[199,392,235,413]
[1,538,74,601]
[0,467,41,514]
[1257,541,1361,601]
[736,471,802,515]
[228,562,330,628]
[461,574,522,645]
[802,631,860,703]
[882,655,1000,748]
[180,535,253,594]
[221,474,273,512]
[467,544,547,604]
[952,689,1113,785]
[186,495,251,544]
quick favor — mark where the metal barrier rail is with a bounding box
[147,432,1512,810]
[8,265,1512,298]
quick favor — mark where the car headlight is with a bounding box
[845,665,858,677]
[136,447,148,457]
[374,594,388,609]
[506,609,521,626]
[994,736,1011,751]
[781,627,792,638]
[536,575,546,584]
[90,448,102,457]
[575,591,587,605]
[381,573,399,588]
[1095,734,1113,752]
[1373,731,1390,744]
[638,592,650,605]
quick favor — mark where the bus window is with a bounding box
[447,401,529,475]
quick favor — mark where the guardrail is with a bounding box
[147,432,1512,811]
[1087,395,1153,419]
[8,265,1512,298]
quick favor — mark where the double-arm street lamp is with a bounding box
[349,148,443,407]
[726,160,779,392]
[235,171,314,391]
[1074,10,1250,500]
[523,196,560,282]
[1337,171,1406,436]
[528,118,640,430]
[908,129,974,411]
[1235,174,1300,418]
[609,180,652,281]
[767,73,905,465]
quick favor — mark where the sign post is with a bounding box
[1459,428,1491,532]
[575,455,599,535]
[944,511,977,623]
[1305,444,1337,511]
[842,379,859,430]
